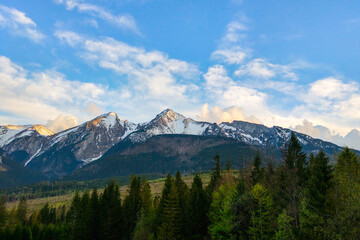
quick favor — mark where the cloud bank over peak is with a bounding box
[199,104,261,124]
[47,115,78,133]
[293,120,360,150]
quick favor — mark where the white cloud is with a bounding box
[55,0,139,33]
[203,64,270,120]
[0,55,107,124]
[47,115,78,132]
[55,33,200,100]
[204,65,233,90]
[84,102,103,116]
[211,47,248,64]
[222,21,248,44]
[235,58,298,80]
[53,31,203,121]
[309,77,358,100]
[0,5,45,42]
[55,30,83,47]
[199,104,261,124]
[293,120,360,150]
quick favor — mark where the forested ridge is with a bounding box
[1,133,360,239]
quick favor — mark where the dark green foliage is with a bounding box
[174,171,189,239]
[300,151,333,239]
[231,180,252,239]
[186,174,208,240]
[207,154,222,198]
[38,203,57,225]
[278,132,308,235]
[250,153,263,185]
[306,151,333,213]
[16,197,27,226]
[0,156,45,189]
[123,176,142,239]
[99,181,123,240]
[140,181,152,215]
[157,183,182,240]
[226,159,233,171]
[1,149,360,240]
[0,195,6,229]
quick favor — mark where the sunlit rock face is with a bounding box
[25,112,138,177]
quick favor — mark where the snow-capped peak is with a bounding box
[85,112,120,130]
[0,124,53,147]
[149,108,186,125]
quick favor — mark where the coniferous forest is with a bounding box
[1,133,360,240]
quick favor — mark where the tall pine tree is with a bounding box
[186,174,208,240]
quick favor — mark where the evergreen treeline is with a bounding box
[1,173,164,201]
[1,133,360,239]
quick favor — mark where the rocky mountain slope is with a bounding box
[0,109,354,180]
[0,149,45,189]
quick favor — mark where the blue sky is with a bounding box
[0,0,360,148]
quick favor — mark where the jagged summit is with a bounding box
[149,108,187,126]
[86,112,120,130]
[0,124,54,147]
[0,109,354,179]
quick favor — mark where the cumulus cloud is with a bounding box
[203,64,269,118]
[199,104,261,124]
[0,55,107,124]
[55,0,139,33]
[84,102,103,116]
[53,32,202,120]
[0,5,45,42]
[309,77,358,100]
[293,120,360,151]
[47,115,78,133]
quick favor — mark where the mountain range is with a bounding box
[0,109,355,186]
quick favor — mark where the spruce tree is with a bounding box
[174,171,189,239]
[67,190,81,225]
[251,153,263,185]
[99,181,123,240]
[208,183,237,240]
[140,180,153,215]
[155,173,173,234]
[123,176,142,239]
[231,179,252,239]
[300,151,333,239]
[186,174,208,240]
[89,188,100,240]
[207,154,222,198]
[248,184,275,240]
[306,151,333,213]
[279,132,308,233]
[157,183,182,240]
[331,147,360,238]
[16,197,27,226]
